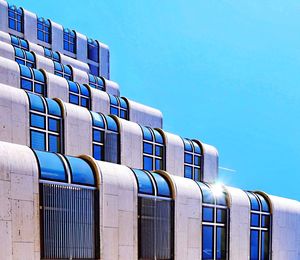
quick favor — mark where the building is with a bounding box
[0,1,299,259]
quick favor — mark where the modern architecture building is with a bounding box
[0,1,299,259]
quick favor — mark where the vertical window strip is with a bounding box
[63,28,76,53]
[247,192,271,260]
[109,95,129,120]
[142,127,165,171]
[44,48,60,62]
[8,5,23,32]
[54,62,72,80]
[183,139,202,181]
[28,94,62,153]
[11,35,29,50]
[14,47,35,68]
[68,81,91,109]
[91,112,105,161]
[37,17,51,43]
[87,38,99,62]
[88,74,105,91]
[19,65,46,96]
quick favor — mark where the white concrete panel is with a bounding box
[104,78,120,96]
[63,103,92,156]
[0,40,14,60]
[173,176,201,260]
[96,161,138,260]
[165,132,184,177]
[73,66,88,84]
[127,98,163,128]
[202,143,219,183]
[269,195,300,260]
[118,118,143,169]
[99,42,110,79]
[0,57,20,88]
[61,54,89,73]
[0,30,11,44]
[0,1,8,33]
[76,32,87,63]
[0,85,28,146]
[36,55,54,74]
[23,9,37,43]
[28,42,44,56]
[50,21,63,53]
[90,88,110,115]
[46,73,69,102]
[226,187,250,260]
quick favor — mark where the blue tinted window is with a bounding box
[142,126,153,141]
[49,134,59,152]
[28,93,45,112]
[132,169,154,195]
[105,116,118,132]
[217,208,227,223]
[63,28,76,53]
[35,150,66,181]
[250,230,259,260]
[65,156,95,186]
[256,194,270,212]
[261,231,269,260]
[46,99,62,116]
[31,114,45,129]
[143,156,153,171]
[198,182,214,204]
[31,131,46,150]
[93,145,103,160]
[37,17,51,43]
[184,165,192,178]
[247,192,260,211]
[251,213,260,227]
[216,227,226,259]
[87,38,99,62]
[202,226,214,259]
[8,5,23,32]
[91,111,105,128]
[203,207,214,222]
[143,143,153,154]
[89,74,104,91]
[11,35,28,50]
[89,63,99,76]
[153,129,163,144]
[151,172,171,197]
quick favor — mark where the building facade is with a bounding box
[0,1,299,260]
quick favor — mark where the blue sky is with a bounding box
[13,0,300,200]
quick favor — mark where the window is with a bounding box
[109,94,129,120]
[90,112,120,163]
[68,80,91,109]
[89,63,99,76]
[87,38,99,62]
[37,17,51,43]
[246,192,271,260]
[19,64,46,96]
[63,28,76,53]
[183,138,203,181]
[28,92,63,153]
[8,5,23,33]
[89,74,105,91]
[11,35,29,50]
[14,47,35,68]
[35,150,99,259]
[197,182,229,260]
[132,169,174,260]
[141,126,165,171]
[44,47,60,62]
[54,61,72,80]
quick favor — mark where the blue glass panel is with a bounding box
[184,165,192,179]
[194,155,201,165]
[33,69,44,82]
[132,169,154,195]
[250,230,259,260]
[87,39,99,62]
[216,227,226,259]
[155,158,163,170]
[261,231,270,260]
[11,35,18,46]
[89,74,96,84]
[202,225,213,260]
[15,47,24,58]
[143,142,153,154]
[143,156,153,171]
[216,191,227,206]
[20,64,31,78]
[183,138,193,151]
[203,206,214,222]
[28,93,45,112]
[81,97,89,108]
[34,83,44,94]
[93,129,103,142]
[93,144,103,160]
[256,194,270,212]
[194,168,201,181]
[68,81,78,93]
[89,63,99,76]
[31,114,45,129]
[65,156,95,186]
[251,213,260,227]
[151,172,171,197]
[31,131,45,150]
[21,79,32,91]
[110,95,118,106]
[37,30,43,41]
[90,111,105,128]
[153,129,163,144]
[217,208,227,223]
[198,182,214,204]
[155,145,163,157]
[120,110,127,119]
[110,107,118,116]
[247,192,260,211]
[49,134,59,153]
[119,98,127,109]
[105,116,118,132]
[80,84,89,97]
[262,215,270,228]
[69,94,79,105]
[21,40,28,50]
[53,52,59,61]
[54,61,62,71]
[45,99,61,116]
[141,126,153,141]
[48,118,59,132]
[35,150,66,181]
[65,65,72,76]
[193,141,202,154]
[184,153,193,164]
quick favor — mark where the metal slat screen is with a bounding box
[138,196,174,260]
[40,183,98,259]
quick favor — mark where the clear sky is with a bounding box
[13,0,300,201]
